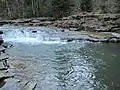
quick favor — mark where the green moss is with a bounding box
[15,63,26,69]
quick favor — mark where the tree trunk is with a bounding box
[31,0,35,16]
[21,0,25,18]
[5,0,11,18]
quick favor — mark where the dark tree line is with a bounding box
[0,0,120,19]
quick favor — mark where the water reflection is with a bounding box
[81,43,120,90]
[53,50,72,90]
[53,43,96,90]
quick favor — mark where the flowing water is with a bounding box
[0,25,120,90]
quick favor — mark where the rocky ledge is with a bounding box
[0,56,37,90]
[61,31,120,43]
[1,13,120,43]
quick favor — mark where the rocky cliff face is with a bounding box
[54,13,120,33]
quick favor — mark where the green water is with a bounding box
[7,42,120,90]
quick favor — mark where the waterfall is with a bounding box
[1,25,66,45]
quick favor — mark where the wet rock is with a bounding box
[67,39,73,42]
[12,19,32,23]
[72,13,98,20]
[0,80,6,88]
[0,54,9,61]
[115,18,120,25]
[62,16,72,20]
[0,68,8,71]
[32,31,37,33]
[23,81,37,90]
[61,30,65,32]
[39,21,53,26]
[0,53,9,68]
[112,33,120,37]
[19,80,29,88]
[108,38,120,43]
[63,31,120,43]
[111,28,120,32]
[69,28,79,31]
[0,20,10,25]
[2,43,13,49]
[33,17,55,21]
[1,78,20,90]
[6,78,20,83]
[0,46,5,53]
[31,20,40,23]
[0,73,14,81]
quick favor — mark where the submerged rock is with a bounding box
[67,39,73,42]
[32,31,37,33]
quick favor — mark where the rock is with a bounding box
[1,78,20,90]
[62,16,72,20]
[33,17,55,21]
[32,31,37,33]
[111,28,120,32]
[0,46,5,53]
[19,80,29,88]
[69,28,80,31]
[62,31,120,43]
[61,30,65,32]
[0,80,6,88]
[112,33,120,38]
[2,43,13,49]
[58,20,80,28]
[115,18,120,25]
[12,19,32,23]
[0,53,9,68]
[32,23,40,26]
[0,54,9,62]
[67,39,73,42]
[23,81,37,90]
[0,73,14,81]
[108,38,120,43]
[0,68,8,71]
[31,20,40,23]
[6,78,20,83]
[72,13,98,20]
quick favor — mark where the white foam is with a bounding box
[3,29,67,45]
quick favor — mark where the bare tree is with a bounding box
[31,0,35,16]
[5,0,12,18]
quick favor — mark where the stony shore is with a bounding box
[0,56,38,90]
[1,13,120,43]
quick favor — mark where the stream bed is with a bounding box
[0,25,120,90]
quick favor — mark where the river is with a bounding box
[0,25,120,90]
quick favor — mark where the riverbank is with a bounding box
[0,56,38,90]
[1,13,120,43]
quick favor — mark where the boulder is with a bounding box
[0,73,14,81]
[115,18,120,25]
[23,81,37,90]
